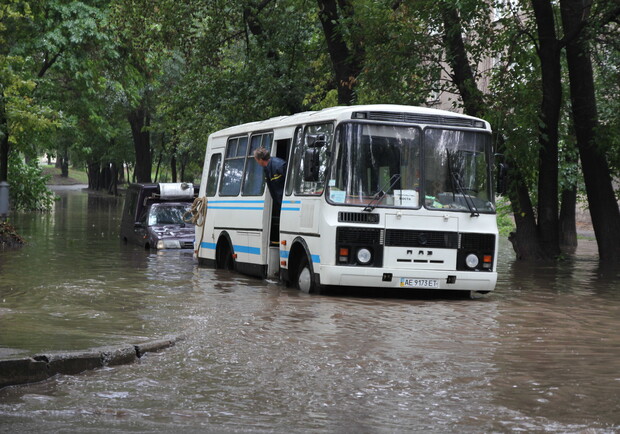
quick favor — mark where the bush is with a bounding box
[8,154,57,212]
[496,196,516,237]
[0,221,26,248]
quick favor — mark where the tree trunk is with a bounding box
[316,0,361,105]
[100,164,111,192]
[108,162,118,195]
[509,173,545,260]
[560,0,620,263]
[127,106,152,183]
[154,151,162,183]
[441,7,485,117]
[170,132,178,183]
[559,186,577,253]
[560,138,578,252]
[60,148,69,178]
[532,0,562,258]
[87,161,100,190]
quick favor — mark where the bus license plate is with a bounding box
[400,278,439,288]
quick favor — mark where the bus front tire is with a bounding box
[296,256,320,294]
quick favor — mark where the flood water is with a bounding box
[1,188,619,433]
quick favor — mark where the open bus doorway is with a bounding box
[269,138,291,245]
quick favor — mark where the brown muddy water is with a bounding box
[0,188,619,433]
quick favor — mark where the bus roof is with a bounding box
[208,104,490,139]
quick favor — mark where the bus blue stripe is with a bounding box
[234,245,261,255]
[209,206,264,210]
[199,242,260,256]
[280,250,320,264]
[208,200,265,204]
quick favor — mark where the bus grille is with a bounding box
[338,212,380,224]
[180,241,194,249]
[385,230,458,248]
[460,233,495,251]
[337,227,383,245]
[359,111,483,128]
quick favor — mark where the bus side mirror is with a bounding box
[497,162,508,195]
[307,134,326,148]
[304,148,320,182]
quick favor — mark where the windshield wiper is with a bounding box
[447,151,479,217]
[363,174,401,212]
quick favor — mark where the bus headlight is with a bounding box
[465,253,479,269]
[356,248,372,265]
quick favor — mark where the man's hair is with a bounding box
[254,147,271,161]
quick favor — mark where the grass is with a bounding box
[42,165,89,185]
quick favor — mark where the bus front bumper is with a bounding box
[318,265,497,292]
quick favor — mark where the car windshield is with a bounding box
[326,122,494,213]
[147,204,191,226]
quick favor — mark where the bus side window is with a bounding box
[242,133,273,196]
[289,123,333,196]
[285,127,303,197]
[206,153,222,197]
[220,136,248,196]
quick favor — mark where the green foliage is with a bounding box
[496,196,516,237]
[7,152,57,211]
[1,0,619,223]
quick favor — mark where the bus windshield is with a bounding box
[327,123,494,213]
[423,128,494,213]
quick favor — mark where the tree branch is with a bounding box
[38,51,62,78]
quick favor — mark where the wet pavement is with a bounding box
[0,188,619,432]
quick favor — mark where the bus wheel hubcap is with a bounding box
[298,266,312,293]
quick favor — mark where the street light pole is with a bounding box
[0,181,9,222]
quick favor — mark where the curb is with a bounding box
[0,335,182,389]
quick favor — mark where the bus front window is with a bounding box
[423,129,494,213]
[327,123,421,208]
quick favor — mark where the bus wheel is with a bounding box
[216,241,234,270]
[296,256,317,294]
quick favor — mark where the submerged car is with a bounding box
[120,183,197,250]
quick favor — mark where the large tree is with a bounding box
[560,0,620,263]
[316,0,363,105]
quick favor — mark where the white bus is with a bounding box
[194,104,498,295]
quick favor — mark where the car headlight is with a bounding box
[157,240,181,249]
[356,248,372,265]
[465,253,479,269]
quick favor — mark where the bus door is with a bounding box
[269,138,291,244]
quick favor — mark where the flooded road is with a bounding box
[1,189,619,432]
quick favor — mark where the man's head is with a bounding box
[254,147,270,167]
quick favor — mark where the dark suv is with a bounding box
[120,183,197,250]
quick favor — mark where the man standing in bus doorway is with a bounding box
[254,147,287,244]
[254,147,287,210]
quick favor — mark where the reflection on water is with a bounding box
[0,189,619,432]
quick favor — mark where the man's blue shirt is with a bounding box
[264,157,287,204]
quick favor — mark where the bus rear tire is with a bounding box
[216,240,234,271]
